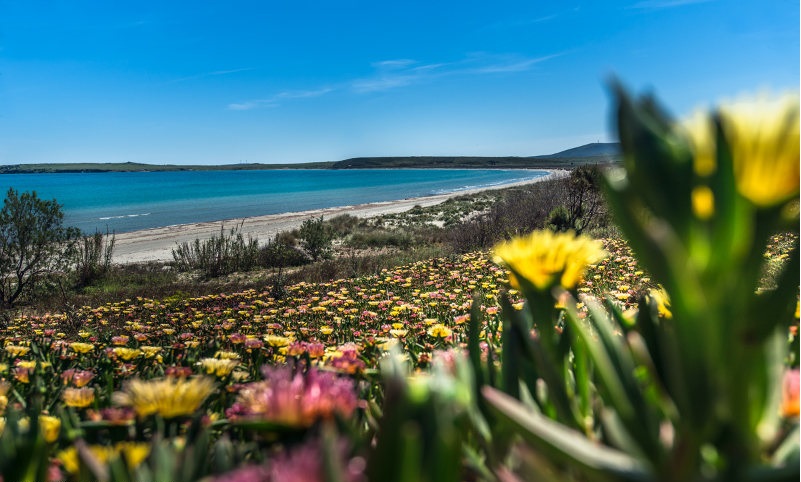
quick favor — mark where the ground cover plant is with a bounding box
[0,87,798,481]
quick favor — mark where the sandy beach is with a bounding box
[112,169,568,264]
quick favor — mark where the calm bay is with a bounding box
[0,169,548,234]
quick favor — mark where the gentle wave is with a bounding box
[98,213,152,221]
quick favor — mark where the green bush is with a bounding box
[171,222,261,278]
[298,216,334,261]
[73,230,115,288]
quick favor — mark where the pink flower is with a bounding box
[781,369,800,418]
[226,366,359,428]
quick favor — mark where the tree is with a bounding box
[0,188,80,308]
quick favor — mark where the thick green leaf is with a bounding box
[483,387,649,482]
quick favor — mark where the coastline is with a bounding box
[112,169,568,264]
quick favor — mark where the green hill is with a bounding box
[1,143,620,174]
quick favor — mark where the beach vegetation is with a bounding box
[298,215,334,261]
[0,188,80,310]
[72,230,116,288]
[171,222,262,278]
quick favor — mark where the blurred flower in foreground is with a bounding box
[781,369,799,418]
[113,376,215,419]
[214,437,365,482]
[493,230,607,291]
[649,286,673,319]
[721,93,799,207]
[226,365,358,428]
[682,93,799,207]
[57,442,150,475]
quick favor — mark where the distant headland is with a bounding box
[0,142,620,174]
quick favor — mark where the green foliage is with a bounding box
[0,188,80,309]
[298,216,334,261]
[73,230,116,288]
[171,222,262,278]
[477,86,800,481]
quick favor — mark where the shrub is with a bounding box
[171,222,261,278]
[73,230,116,288]
[298,216,334,261]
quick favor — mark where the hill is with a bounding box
[0,143,620,173]
[0,161,335,174]
[330,153,617,170]
[546,142,620,158]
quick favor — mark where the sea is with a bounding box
[0,169,548,234]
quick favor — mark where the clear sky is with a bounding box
[1,0,798,165]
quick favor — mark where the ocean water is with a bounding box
[0,169,548,234]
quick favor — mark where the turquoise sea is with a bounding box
[0,169,547,234]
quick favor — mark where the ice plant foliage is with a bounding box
[0,86,796,482]
[480,86,800,482]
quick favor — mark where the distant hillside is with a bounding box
[0,161,335,174]
[331,154,617,170]
[546,142,620,158]
[1,142,621,174]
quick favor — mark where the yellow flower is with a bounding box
[684,94,800,207]
[0,380,9,413]
[691,185,715,220]
[197,358,239,377]
[57,443,150,475]
[264,335,292,347]
[214,350,240,360]
[140,346,163,358]
[720,93,799,207]
[5,345,30,357]
[39,415,61,443]
[113,347,142,361]
[112,376,216,419]
[681,110,717,177]
[69,342,95,354]
[493,230,607,291]
[63,387,96,408]
[428,324,453,339]
[649,286,673,319]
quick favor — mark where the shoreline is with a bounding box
[112,169,568,264]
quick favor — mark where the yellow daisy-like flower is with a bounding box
[720,93,799,207]
[684,93,799,207]
[39,415,61,443]
[264,335,292,348]
[112,347,142,361]
[493,230,607,291]
[140,346,163,358]
[428,324,453,339]
[112,376,215,419]
[69,342,95,354]
[63,387,96,408]
[0,380,9,413]
[197,358,239,377]
[5,345,30,357]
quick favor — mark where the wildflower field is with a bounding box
[1,88,799,481]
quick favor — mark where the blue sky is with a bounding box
[1,0,798,165]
